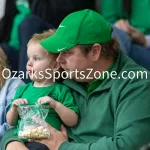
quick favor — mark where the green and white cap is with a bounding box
[40,9,112,53]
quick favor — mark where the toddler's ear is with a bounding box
[52,62,60,71]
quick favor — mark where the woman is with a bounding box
[0,47,24,140]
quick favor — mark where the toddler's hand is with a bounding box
[38,96,58,109]
[12,98,28,109]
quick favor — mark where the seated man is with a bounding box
[30,9,150,150]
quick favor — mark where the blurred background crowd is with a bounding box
[0,0,150,149]
[0,0,150,83]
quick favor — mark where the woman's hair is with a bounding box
[79,37,120,60]
[0,48,9,88]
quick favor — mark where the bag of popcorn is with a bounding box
[17,103,50,139]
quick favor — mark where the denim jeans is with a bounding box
[112,26,150,70]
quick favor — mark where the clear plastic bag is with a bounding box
[17,103,50,139]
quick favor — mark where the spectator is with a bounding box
[0,47,24,141]
[100,0,150,70]
[29,9,150,150]
[0,0,31,72]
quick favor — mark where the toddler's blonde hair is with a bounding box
[28,29,56,47]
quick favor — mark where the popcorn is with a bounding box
[18,126,50,139]
[17,104,50,140]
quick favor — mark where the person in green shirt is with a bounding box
[8,0,31,50]
[0,0,31,72]
[30,9,150,150]
[1,30,78,150]
[100,0,150,70]
[100,0,150,36]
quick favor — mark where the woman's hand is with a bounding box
[115,19,131,33]
[128,26,146,46]
[115,19,146,46]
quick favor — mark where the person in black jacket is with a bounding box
[0,0,18,43]
[0,0,18,72]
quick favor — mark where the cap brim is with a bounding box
[40,34,76,53]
